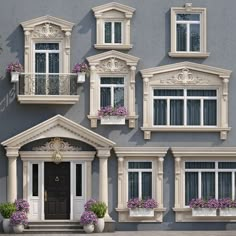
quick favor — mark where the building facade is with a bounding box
[1,0,236,231]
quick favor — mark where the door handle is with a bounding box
[44,190,48,202]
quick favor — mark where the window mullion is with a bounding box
[233,172,235,200]
[46,52,49,95]
[167,98,170,126]
[187,23,190,52]
[112,22,115,44]
[111,85,114,107]
[198,172,201,198]
[215,168,218,199]
[201,98,204,126]
[184,90,187,126]
[139,171,142,199]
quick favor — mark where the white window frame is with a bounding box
[152,88,218,127]
[169,3,209,58]
[92,2,135,50]
[103,21,123,45]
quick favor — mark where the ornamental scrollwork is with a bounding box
[96,58,129,73]
[32,23,64,39]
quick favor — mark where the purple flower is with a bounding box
[127,198,158,209]
[98,106,128,117]
[84,199,97,211]
[10,211,28,226]
[72,62,89,73]
[189,198,219,209]
[218,198,236,208]
[142,198,158,209]
[80,211,98,225]
[15,199,30,213]
[206,199,219,208]
[6,61,24,73]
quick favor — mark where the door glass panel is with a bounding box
[48,53,59,95]
[32,164,39,197]
[76,164,82,197]
[35,53,46,95]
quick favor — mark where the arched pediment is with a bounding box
[1,115,115,149]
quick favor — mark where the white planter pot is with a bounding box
[2,218,11,233]
[77,72,86,83]
[129,208,154,217]
[100,116,125,125]
[83,224,94,233]
[192,208,217,216]
[219,208,236,216]
[13,224,24,233]
[95,218,105,233]
[11,72,20,83]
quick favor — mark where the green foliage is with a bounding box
[90,202,107,218]
[0,202,16,218]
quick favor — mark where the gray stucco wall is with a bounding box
[1,0,236,231]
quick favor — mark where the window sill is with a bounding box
[17,95,80,104]
[168,52,210,58]
[116,208,166,222]
[94,44,133,50]
[173,208,236,222]
[141,127,231,140]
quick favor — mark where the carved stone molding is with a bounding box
[95,58,129,73]
[32,23,64,39]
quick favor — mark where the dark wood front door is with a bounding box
[44,162,70,219]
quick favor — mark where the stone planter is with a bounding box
[11,72,20,83]
[219,208,236,216]
[13,224,24,233]
[83,224,94,233]
[129,208,154,217]
[192,208,217,216]
[2,218,11,233]
[95,218,105,233]
[100,116,125,125]
[77,72,86,83]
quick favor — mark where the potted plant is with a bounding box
[218,198,236,216]
[98,106,128,125]
[6,61,24,83]
[0,202,16,233]
[189,198,218,216]
[80,211,98,233]
[90,201,107,233]
[10,211,28,233]
[15,199,30,214]
[84,199,97,211]
[72,62,89,83]
[127,198,158,217]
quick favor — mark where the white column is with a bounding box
[6,147,19,202]
[97,148,113,221]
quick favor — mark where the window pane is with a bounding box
[114,22,122,43]
[35,43,59,50]
[142,172,152,199]
[100,77,124,84]
[185,172,198,205]
[114,87,124,107]
[185,162,215,169]
[187,100,200,125]
[48,53,59,95]
[32,164,38,197]
[129,162,152,169]
[154,89,183,96]
[218,172,232,199]
[49,53,59,73]
[35,53,46,73]
[153,100,166,125]
[76,164,82,196]
[170,100,183,125]
[105,22,112,43]
[128,172,139,199]
[201,172,215,199]
[187,90,216,96]
[219,162,236,169]
[100,87,111,107]
[190,24,200,51]
[177,14,200,21]
[204,100,217,125]
[177,24,187,51]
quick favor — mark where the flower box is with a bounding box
[77,72,86,83]
[100,116,125,125]
[219,208,236,216]
[11,72,20,83]
[192,208,217,217]
[129,208,154,217]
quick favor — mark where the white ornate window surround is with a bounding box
[92,2,135,50]
[87,50,139,128]
[140,62,232,140]
[172,147,236,222]
[114,147,167,222]
[19,15,79,104]
[169,3,210,58]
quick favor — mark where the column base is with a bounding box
[104,213,114,222]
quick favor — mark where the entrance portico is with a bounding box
[1,115,115,221]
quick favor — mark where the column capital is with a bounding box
[97,148,111,158]
[5,147,19,158]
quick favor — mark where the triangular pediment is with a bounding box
[21,15,74,31]
[140,62,232,79]
[87,50,139,66]
[1,115,115,149]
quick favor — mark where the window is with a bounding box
[32,164,39,197]
[140,62,232,140]
[153,89,217,127]
[169,3,209,58]
[92,2,135,49]
[100,77,124,107]
[76,164,82,197]
[128,161,153,199]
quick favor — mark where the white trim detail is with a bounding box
[140,62,232,140]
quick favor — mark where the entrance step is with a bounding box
[24,221,84,234]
